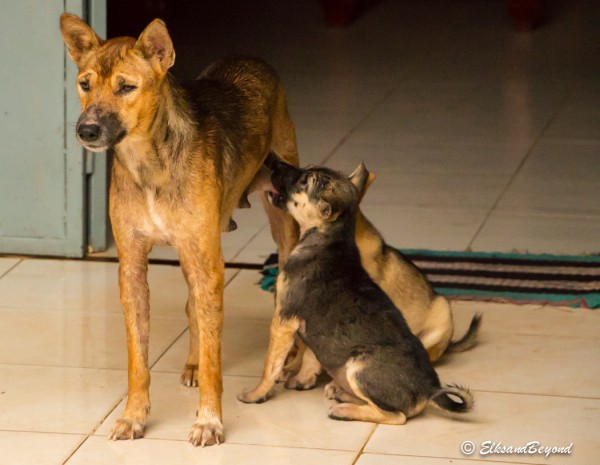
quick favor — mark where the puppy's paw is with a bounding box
[327,403,354,422]
[324,381,341,400]
[285,373,318,391]
[237,388,271,404]
[188,418,224,447]
[109,417,145,440]
[180,364,199,387]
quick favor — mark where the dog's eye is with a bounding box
[79,81,90,92]
[298,174,310,188]
[117,84,137,95]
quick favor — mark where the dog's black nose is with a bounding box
[78,123,101,142]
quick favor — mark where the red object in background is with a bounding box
[506,0,544,31]
[320,0,358,27]
[320,0,544,31]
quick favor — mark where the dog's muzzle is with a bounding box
[75,108,127,151]
[78,123,102,143]
[267,187,284,206]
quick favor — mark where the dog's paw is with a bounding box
[237,388,270,404]
[327,404,354,422]
[109,417,145,440]
[180,364,199,388]
[188,418,224,447]
[324,381,341,400]
[285,373,318,391]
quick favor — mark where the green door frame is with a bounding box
[84,0,109,253]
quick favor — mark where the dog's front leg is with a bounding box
[178,235,225,447]
[238,314,299,403]
[238,274,300,403]
[109,234,153,440]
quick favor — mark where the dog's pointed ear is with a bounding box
[317,199,333,220]
[348,162,375,202]
[136,19,175,74]
[60,13,102,65]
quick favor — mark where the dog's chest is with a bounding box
[142,189,173,243]
[116,139,176,244]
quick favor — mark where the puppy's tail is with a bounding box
[446,313,482,353]
[430,384,474,413]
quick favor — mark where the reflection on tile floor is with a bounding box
[2,0,599,463]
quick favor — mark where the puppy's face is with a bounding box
[268,160,367,232]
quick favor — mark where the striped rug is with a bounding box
[259,250,600,309]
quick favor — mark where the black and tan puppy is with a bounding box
[238,163,474,424]
[280,161,481,391]
[60,14,299,446]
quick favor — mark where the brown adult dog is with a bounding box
[60,14,298,446]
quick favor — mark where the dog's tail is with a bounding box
[430,384,474,413]
[446,313,482,353]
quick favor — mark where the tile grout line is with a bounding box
[61,393,136,464]
[61,434,92,465]
[0,258,24,280]
[351,423,378,465]
[318,76,408,167]
[466,88,575,251]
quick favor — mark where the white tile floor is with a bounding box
[2,0,600,464]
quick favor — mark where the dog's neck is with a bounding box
[286,210,364,281]
[113,74,195,190]
[295,209,359,257]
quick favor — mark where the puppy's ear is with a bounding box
[317,199,333,220]
[318,198,343,223]
[136,19,175,74]
[60,13,102,65]
[348,162,375,202]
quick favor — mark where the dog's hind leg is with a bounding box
[324,380,367,404]
[327,358,413,425]
[328,403,407,425]
[181,296,199,387]
[419,295,454,362]
[109,232,153,441]
[276,335,304,383]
